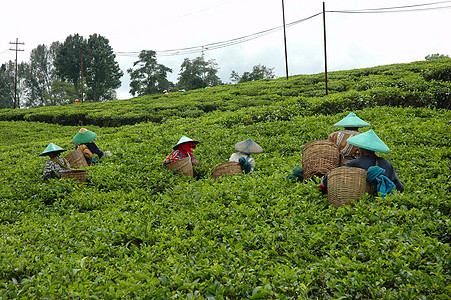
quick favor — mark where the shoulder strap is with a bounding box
[50,157,69,169]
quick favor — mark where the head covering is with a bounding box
[235,138,263,154]
[173,135,199,150]
[346,130,390,153]
[39,143,66,156]
[72,128,97,144]
[334,112,371,128]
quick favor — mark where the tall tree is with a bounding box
[85,34,123,101]
[230,64,275,83]
[177,56,221,90]
[127,50,173,96]
[22,43,60,107]
[0,62,15,109]
[54,34,87,99]
[42,80,76,106]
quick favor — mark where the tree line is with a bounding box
[0,33,275,109]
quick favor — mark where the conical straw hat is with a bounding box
[346,130,390,153]
[39,143,66,156]
[72,128,97,144]
[334,112,371,128]
[173,135,199,149]
[234,138,263,154]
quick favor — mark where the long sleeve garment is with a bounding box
[342,154,404,192]
[229,152,255,172]
[328,130,362,163]
[84,142,103,158]
[41,156,72,179]
[163,150,199,166]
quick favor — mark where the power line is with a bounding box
[328,0,451,13]
[115,12,322,58]
[115,0,450,58]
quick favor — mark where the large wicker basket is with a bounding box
[302,139,340,181]
[211,162,242,179]
[61,170,87,182]
[166,157,193,178]
[327,167,373,208]
[64,149,88,168]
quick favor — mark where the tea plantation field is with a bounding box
[0,60,450,298]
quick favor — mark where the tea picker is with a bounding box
[229,138,263,173]
[72,128,110,165]
[319,129,404,196]
[328,112,371,165]
[40,143,72,179]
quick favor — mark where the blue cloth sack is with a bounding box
[366,166,395,197]
[238,157,252,174]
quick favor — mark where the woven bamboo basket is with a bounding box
[166,157,193,178]
[211,162,242,179]
[61,170,87,182]
[302,139,340,181]
[64,149,88,168]
[327,167,373,208]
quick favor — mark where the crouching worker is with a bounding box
[328,112,371,165]
[229,138,263,173]
[40,143,72,179]
[72,128,104,165]
[319,130,404,196]
[163,136,200,167]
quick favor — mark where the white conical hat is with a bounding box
[173,135,199,149]
[234,138,263,154]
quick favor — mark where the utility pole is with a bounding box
[9,38,24,109]
[80,46,84,103]
[281,0,289,80]
[322,2,329,95]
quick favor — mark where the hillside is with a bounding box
[0,60,450,298]
[0,59,450,127]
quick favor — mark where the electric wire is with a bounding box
[115,0,450,58]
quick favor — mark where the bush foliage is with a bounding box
[0,59,450,299]
[0,59,450,127]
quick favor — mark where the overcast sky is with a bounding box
[1,0,450,99]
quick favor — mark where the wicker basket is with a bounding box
[61,170,87,182]
[302,139,340,181]
[211,162,242,179]
[327,167,373,208]
[64,149,88,168]
[166,157,193,178]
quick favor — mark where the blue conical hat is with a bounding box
[173,135,199,149]
[346,130,390,153]
[235,138,263,154]
[72,128,97,144]
[334,112,371,128]
[39,143,66,156]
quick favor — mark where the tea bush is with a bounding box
[1,59,450,298]
[0,103,450,298]
[1,59,450,126]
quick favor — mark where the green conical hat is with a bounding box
[334,112,371,128]
[235,138,263,154]
[346,130,390,153]
[72,128,97,144]
[173,135,199,149]
[39,143,66,156]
